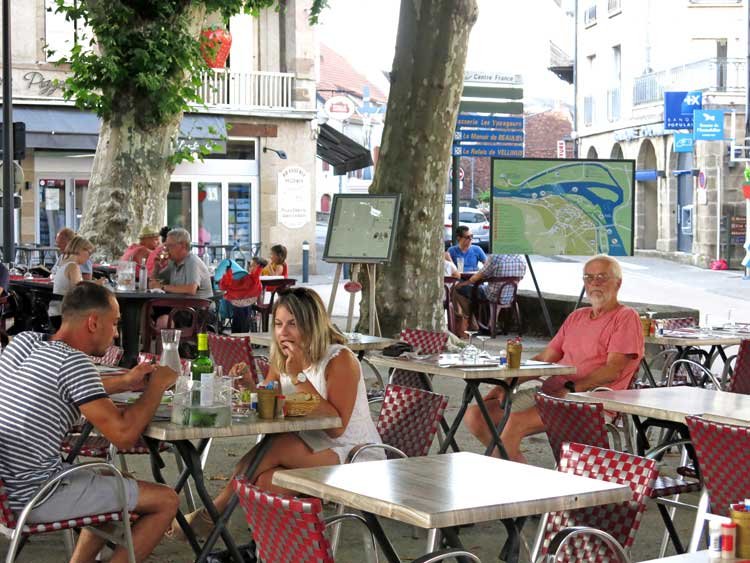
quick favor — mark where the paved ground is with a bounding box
[3,253,736,561]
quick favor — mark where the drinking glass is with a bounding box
[456,257,464,274]
[462,331,478,363]
[702,313,714,332]
[160,329,183,374]
[475,334,491,357]
[727,309,735,329]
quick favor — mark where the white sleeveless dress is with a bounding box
[279,344,384,463]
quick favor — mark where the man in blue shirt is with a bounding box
[446,226,487,273]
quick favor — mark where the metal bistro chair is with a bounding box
[443,276,460,334]
[685,414,750,552]
[233,478,480,563]
[535,393,701,556]
[469,276,523,337]
[0,462,136,563]
[141,298,213,355]
[89,345,124,367]
[330,384,449,553]
[207,333,265,384]
[389,328,449,391]
[254,278,296,332]
[531,442,658,563]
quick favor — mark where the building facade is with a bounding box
[2,0,319,270]
[572,0,748,267]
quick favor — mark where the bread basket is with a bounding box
[285,393,320,417]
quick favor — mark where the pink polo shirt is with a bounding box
[541,305,644,394]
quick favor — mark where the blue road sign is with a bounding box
[693,109,725,141]
[673,133,694,153]
[456,113,523,130]
[454,130,524,144]
[664,91,702,130]
[452,144,523,158]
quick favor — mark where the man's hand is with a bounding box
[148,365,179,391]
[124,361,155,391]
[148,279,162,290]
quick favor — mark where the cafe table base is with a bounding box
[144,435,273,563]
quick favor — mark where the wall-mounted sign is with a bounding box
[693,109,725,141]
[323,96,357,121]
[674,133,694,153]
[664,91,702,130]
[277,166,310,229]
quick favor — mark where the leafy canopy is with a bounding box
[51,0,328,129]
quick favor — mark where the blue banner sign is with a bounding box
[456,113,523,130]
[452,144,523,158]
[693,109,725,141]
[673,133,694,153]
[664,91,702,130]
[454,130,524,144]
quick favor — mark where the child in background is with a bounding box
[261,244,287,277]
[217,257,263,333]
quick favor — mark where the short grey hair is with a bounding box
[584,254,622,279]
[167,228,191,247]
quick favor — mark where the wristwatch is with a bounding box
[563,380,576,393]
[293,372,307,385]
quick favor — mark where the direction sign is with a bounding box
[693,109,725,141]
[452,144,523,158]
[454,130,524,144]
[674,133,694,153]
[456,114,523,130]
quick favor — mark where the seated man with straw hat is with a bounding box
[120,226,161,265]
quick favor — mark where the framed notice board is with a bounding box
[323,194,401,263]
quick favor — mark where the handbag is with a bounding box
[381,341,413,357]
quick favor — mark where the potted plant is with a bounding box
[200,25,232,69]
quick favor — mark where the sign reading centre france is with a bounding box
[664,91,702,130]
[693,109,725,141]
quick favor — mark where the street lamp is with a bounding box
[262,146,288,159]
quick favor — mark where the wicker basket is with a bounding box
[285,397,320,417]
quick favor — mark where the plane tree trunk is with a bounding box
[359,0,478,337]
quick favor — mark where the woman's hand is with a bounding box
[281,341,307,376]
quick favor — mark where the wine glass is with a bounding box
[475,334,491,358]
[462,331,479,363]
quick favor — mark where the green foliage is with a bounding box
[51,0,329,129]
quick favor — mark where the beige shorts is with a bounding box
[509,384,543,413]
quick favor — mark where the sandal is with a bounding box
[166,507,215,542]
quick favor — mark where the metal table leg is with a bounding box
[361,511,400,563]
[438,382,475,454]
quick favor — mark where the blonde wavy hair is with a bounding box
[63,236,95,260]
[270,287,346,374]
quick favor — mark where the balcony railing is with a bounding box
[584,96,595,126]
[607,88,621,122]
[198,69,295,109]
[633,57,745,105]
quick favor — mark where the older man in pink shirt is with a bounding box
[464,254,644,463]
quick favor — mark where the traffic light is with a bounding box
[0,122,26,160]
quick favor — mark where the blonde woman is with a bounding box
[170,286,382,539]
[48,236,95,330]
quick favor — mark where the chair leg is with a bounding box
[530,512,549,562]
[656,501,685,554]
[63,529,76,557]
[688,490,710,552]
[329,502,347,556]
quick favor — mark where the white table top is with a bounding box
[645,329,746,347]
[368,353,576,381]
[273,452,630,529]
[568,387,750,424]
[641,551,710,563]
[143,413,341,441]
[231,332,396,353]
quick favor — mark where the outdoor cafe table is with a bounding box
[642,328,746,386]
[368,354,576,459]
[142,413,341,563]
[567,386,750,454]
[273,451,631,563]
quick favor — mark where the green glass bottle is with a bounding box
[191,333,213,406]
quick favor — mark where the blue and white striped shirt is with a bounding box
[0,332,106,510]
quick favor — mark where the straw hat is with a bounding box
[138,226,160,239]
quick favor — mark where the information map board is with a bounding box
[323,194,401,263]
[491,158,635,256]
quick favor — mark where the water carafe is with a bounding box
[160,329,182,374]
[115,260,136,291]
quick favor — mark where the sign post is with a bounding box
[742,174,750,279]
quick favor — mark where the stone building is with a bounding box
[1,0,322,271]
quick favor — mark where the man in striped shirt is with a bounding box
[0,282,179,562]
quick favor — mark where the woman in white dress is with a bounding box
[172,286,382,538]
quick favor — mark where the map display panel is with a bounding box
[323,194,400,263]
[491,158,635,256]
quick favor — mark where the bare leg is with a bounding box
[464,386,507,447]
[499,407,546,463]
[71,480,178,562]
[212,433,339,512]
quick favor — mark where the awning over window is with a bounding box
[5,107,226,152]
[317,123,373,176]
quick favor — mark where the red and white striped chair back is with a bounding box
[89,345,123,367]
[538,442,657,562]
[376,384,448,458]
[207,333,261,383]
[726,340,750,395]
[233,478,333,563]
[399,328,448,354]
[661,317,697,331]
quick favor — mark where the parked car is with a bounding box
[444,205,490,250]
